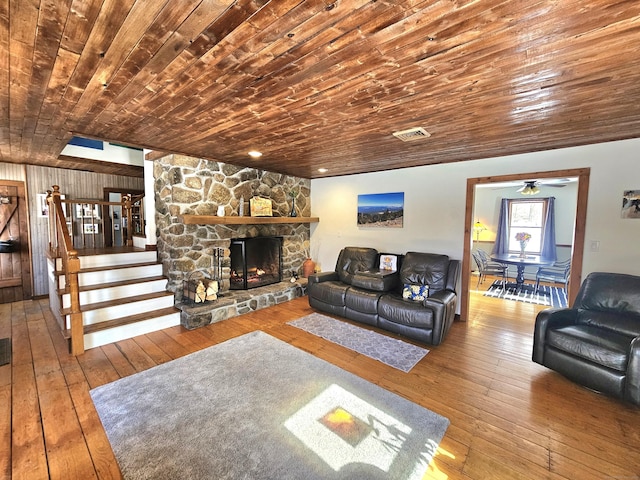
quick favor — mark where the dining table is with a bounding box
[490,253,555,293]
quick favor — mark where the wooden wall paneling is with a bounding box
[0,163,27,181]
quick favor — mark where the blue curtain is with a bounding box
[541,197,557,261]
[491,197,557,260]
[491,198,510,255]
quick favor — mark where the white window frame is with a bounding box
[507,198,549,255]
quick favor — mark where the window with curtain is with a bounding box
[507,198,549,254]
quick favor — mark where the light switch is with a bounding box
[590,240,600,252]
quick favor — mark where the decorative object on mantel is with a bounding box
[515,231,531,258]
[288,188,298,217]
[250,196,273,217]
[238,196,244,216]
[216,205,225,217]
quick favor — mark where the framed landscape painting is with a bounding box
[357,192,404,228]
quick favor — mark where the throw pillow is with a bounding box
[379,254,398,271]
[402,284,429,301]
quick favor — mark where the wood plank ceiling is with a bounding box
[1,0,639,179]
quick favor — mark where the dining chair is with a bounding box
[534,259,571,293]
[472,251,509,289]
[477,249,510,275]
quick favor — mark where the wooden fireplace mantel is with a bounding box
[179,215,319,225]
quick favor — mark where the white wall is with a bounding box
[310,138,640,280]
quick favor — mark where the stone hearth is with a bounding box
[178,280,307,329]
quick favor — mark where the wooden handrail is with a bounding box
[48,185,84,355]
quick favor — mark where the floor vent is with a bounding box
[392,127,431,142]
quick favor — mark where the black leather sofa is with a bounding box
[533,272,640,405]
[307,247,461,346]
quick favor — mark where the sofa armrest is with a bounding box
[308,271,338,286]
[532,308,579,363]
[422,290,457,345]
[627,336,640,405]
[424,289,455,307]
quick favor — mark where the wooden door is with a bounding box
[0,181,32,302]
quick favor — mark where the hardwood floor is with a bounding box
[1,286,639,479]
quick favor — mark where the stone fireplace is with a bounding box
[230,236,283,290]
[152,153,312,329]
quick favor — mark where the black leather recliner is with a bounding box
[533,272,640,405]
[378,252,460,346]
[308,247,378,317]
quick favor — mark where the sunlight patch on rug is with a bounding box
[288,313,428,372]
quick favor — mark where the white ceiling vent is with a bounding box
[392,127,431,142]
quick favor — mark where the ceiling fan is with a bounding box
[487,178,573,193]
[517,179,567,195]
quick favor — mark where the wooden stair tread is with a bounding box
[82,306,181,336]
[54,261,161,276]
[60,290,174,315]
[58,275,167,295]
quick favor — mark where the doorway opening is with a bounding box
[460,168,590,322]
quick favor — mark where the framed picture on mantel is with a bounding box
[250,197,273,217]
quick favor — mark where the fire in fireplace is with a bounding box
[229,236,283,290]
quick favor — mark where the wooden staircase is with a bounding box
[48,248,181,351]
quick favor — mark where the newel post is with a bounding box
[123,194,133,246]
[67,251,84,355]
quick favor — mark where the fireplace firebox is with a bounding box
[229,236,283,290]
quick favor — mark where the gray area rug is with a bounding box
[484,280,568,308]
[288,313,429,372]
[0,338,10,366]
[90,331,449,480]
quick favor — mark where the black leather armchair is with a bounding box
[533,272,640,405]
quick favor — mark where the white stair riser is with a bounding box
[59,264,163,287]
[81,251,158,269]
[83,312,181,350]
[55,251,157,270]
[65,295,175,328]
[61,279,168,308]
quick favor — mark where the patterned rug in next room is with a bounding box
[483,280,568,308]
[288,313,429,372]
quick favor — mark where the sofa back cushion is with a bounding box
[335,247,378,285]
[576,272,640,336]
[399,252,450,292]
